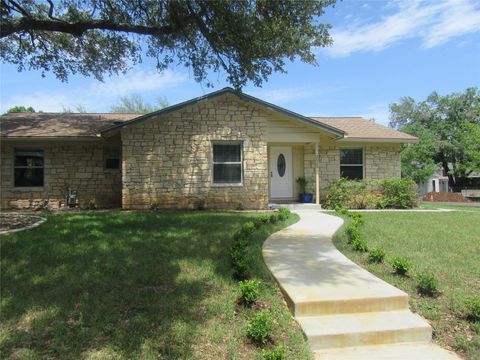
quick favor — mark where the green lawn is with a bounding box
[333,206,480,360]
[0,211,310,359]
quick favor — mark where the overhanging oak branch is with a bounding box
[0,17,182,38]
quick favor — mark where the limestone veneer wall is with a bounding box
[121,94,269,209]
[303,143,402,199]
[0,141,122,209]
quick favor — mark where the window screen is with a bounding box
[14,149,44,187]
[340,148,363,180]
[213,143,242,184]
[105,146,120,169]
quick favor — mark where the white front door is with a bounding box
[270,146,293,198]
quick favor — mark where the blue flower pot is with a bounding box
[299,193,313,203]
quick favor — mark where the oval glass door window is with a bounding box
[277,154,286,177]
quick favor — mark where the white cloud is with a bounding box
[89,69,188,97]
[1,69,188,112]
[249,85,342,104]
[358,103,391,126]
[323,0,480,57]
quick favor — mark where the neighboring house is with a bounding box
[419,167,450,195]
[0,88,417,210]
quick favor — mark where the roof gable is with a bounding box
[101,87,345,137]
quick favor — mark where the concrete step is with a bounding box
[297,310,432,350]
[268,202,322,210]
[313,343,461,360]
[294,293,409,317]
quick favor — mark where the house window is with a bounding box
[104,146,120,169]
[14,149,44,187]
[340,148,363,180]
[212,142,242,184]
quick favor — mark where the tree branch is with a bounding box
[0,17,182,38]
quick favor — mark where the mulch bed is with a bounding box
[422,192,471,203]
[0,214,45,234]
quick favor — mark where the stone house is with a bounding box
[0,88,417,210]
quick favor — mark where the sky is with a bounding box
[1,0,479,125]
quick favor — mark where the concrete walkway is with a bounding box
[263,210,460,360]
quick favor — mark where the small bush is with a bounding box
[390,257,412,275]
[416,272,440,297]
[88,200,97,210]
[334,205,349,216]
[247,310,273,345]
[368,248,386,263]
[262,344,286,360]
[231,249,250,280]
[276,208,291,221]
[352,238,368,252]
[347,212,364,225]
[239,279,260,305]
[345,222,362,243]
[258,214,271,224]
[150,202,160,211]
[466,297,480,321]
[269,213,279,224]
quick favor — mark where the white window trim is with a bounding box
[211,141,244,186]
[13,148,45,189]
[339,147,365,179]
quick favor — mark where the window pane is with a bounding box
[106,158,120,169]
[340,166,363,180]
[340,149,363,165]
[14,168,44,187]
[214,164,241,183]
[213,144,241,162]
[14,150,44,167]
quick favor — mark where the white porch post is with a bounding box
[315,142,320,205]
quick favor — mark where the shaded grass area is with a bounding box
[0,211,309,359]
[332,208,480,360]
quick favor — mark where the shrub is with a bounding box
[246,310,273,345]
[277,208,291,221]
[150,202,160,211]
[390,257,412,275]
[368,248,386,263]
[334,205,349,216]
[262,344,286,360]
[231,249,250,280]
[466,297,480,321]
[377,178,418,209]
[88,200,97,210]
[416,272,440,297]
[325,178,418,209]
[257,214,271,224]
[352,238,368,252]
[347,212,364,225]
[239,279,260,305]
[269,213,279,224]
[345,222,361,243]
[324,178,353,209]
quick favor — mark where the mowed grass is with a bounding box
[333,206,480,360]
[0,211,310,359]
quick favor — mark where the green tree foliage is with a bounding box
[110,94,168,114]
[5,105,35,113]
[0,0,335,88]
[390,88,480,189]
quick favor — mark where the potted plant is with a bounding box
[296,176,313,203]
